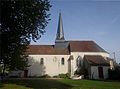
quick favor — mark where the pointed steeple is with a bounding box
[55,13,65,42]
[55,13,68,48]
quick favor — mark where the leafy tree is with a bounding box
[0,0,51,76]
[108,67,120,80]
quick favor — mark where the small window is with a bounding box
[61,58,64,65]
[40,58,44,65]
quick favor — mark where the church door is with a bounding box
[24,70,28,78]
[68,59,71,74]
[98,67,104,79]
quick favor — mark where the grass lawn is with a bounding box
[0,78,120,89]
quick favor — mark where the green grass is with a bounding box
[0,78,120,89]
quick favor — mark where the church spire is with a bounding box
[55,13,65,42]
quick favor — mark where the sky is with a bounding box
[31,0,120,63]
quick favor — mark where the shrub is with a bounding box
[74,68,88,79]
[53,75,59,78]
[28,74,51,78]
[58,73,70,79]
[40,74,51,78]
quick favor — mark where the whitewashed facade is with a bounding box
[28,55,70,76]
[70,52,109,79]
[27,51,110,79]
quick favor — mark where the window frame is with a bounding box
[40,58,44,65]
[61,57,65,65]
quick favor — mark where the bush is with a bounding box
[58,73,70,79]
[53,75,59,78]
[74,68,88,79]
[40,74,51,78]
[28,74,51,78]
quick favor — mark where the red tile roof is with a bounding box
[84,55,110,66]
[69,41,106,52]
[27,45,69,55]
[27,41,107,55]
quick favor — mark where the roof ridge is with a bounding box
[68,40,94,42]
[29,45,54,46]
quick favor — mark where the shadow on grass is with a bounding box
[1,78,72,89]
[88,79,120,82]
[0,82,3,87]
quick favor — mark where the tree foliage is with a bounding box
[0,0,51,74]
[108,67,120,80]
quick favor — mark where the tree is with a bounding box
[0,0,51,76]
[108,67,120,80]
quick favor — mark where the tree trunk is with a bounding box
[1,64,6,81]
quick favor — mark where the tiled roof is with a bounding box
[27,41,107,55]
[69,41,106,52]
[27,45,69,55]
[84,55,110,66]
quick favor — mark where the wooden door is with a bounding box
[24,70,28,78]
[98,67,104,79]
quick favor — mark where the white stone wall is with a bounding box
[103,66,109,79]
[91,66,99,79]
[90,66,109,79]
[8,70,24,77]
[70,52,109,77]
[28,52,109,78]
[28,55,70,76]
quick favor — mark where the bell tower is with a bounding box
[55,13,68,48]
[55,13,65,42]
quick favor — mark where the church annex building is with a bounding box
[10,13,113,79]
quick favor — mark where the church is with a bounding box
[26,13,113,79]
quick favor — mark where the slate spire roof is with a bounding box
[55,13,65,42]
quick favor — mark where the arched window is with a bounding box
[40,58,44,65]
[61,58,64,65]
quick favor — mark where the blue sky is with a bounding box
[31,0,120,63]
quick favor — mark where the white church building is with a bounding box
[26,13,112,79]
